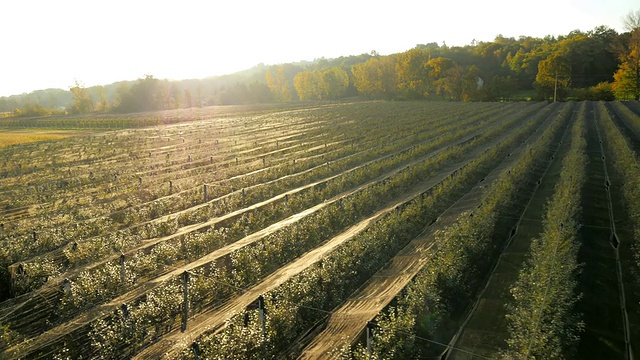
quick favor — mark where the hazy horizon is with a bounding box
[1,0,637,97]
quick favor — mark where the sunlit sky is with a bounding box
[1,0,637,97]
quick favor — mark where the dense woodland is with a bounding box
[1,14,639,117]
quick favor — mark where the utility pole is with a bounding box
[553,72,558,102]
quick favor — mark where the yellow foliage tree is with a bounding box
[613,10,640,100]
[294,67,349,101]
[69,80,94,114]
[396,48,430,99]
[352,56,397,99]
[266,65,293,102]
[535,53,571,100]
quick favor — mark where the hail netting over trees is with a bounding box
[2,101,640,359]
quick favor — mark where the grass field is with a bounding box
[0,130,83,148]
[0,101,639,359]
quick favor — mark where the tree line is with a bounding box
[265,11,639,102]
[1,11,638,117]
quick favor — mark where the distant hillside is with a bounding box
[0,53,375,114]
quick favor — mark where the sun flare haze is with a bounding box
[0,0,637,97]
[2,0,640,358]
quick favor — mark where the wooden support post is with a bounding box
[203,184,208,202]
[258,295,266,337]
[366,322,373,359]
[181,271,190,332]
[191,342,201,360]
[181,237,187,261]
[120,254,126,284]
[244,311,250,326]
[553,72,558,102]
[17,264,25,277]
[63,278,71,296]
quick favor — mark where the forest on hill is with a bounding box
[1,12,639,117]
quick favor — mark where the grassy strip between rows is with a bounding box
[165,105,559,359]
[338,103,573,359]
[502,103,587,358]
[0,131,79,148]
